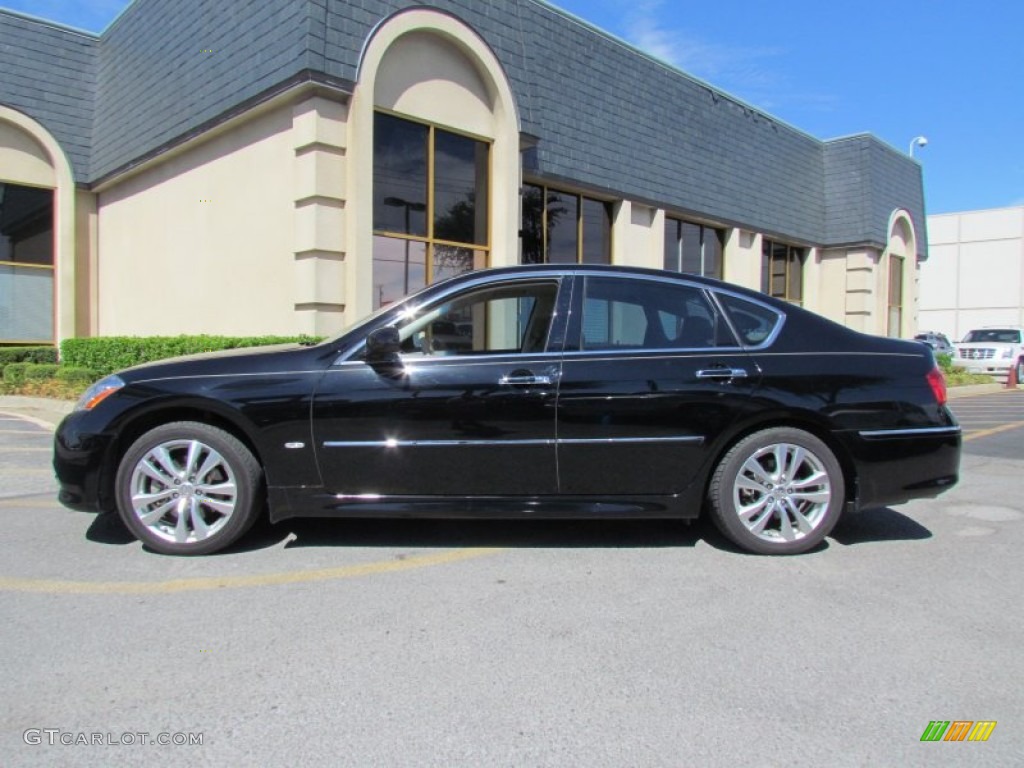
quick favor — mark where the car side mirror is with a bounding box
[365,326,403,374]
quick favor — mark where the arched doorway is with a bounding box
[886,210,917,338]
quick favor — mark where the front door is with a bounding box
[311,277,567,497]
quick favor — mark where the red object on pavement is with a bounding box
[1006,359,1020,389]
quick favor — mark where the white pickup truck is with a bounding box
[953,327,1024,380]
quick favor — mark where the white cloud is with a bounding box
[617,0,833,113]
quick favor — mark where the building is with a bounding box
[0,0,927,345]
[920,205,1024,340]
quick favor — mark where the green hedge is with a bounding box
[61,335,322,377]
[2,362,31,387]
[0,346,57,365]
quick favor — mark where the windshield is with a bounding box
[962,329,1021,343]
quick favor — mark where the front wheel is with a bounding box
[707,428,845,555]
[115,421,263,555]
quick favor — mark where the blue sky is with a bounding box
[5,0,1022,215]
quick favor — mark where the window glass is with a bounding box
[580,277,731,351]
[663,218,680,271]
[393,281,559,356]
[520,184,613,265]
[372,236,426,310]
[704,228,723,279]
[521,184,545,264]
[761,238,804,303]
[0,183,53,342]
[373,113,428,236]
[680,221,702,274]
[546,190,578,263]
[581,197,611,264]
[717,293,782,346]
[664,217,724,279]
[433,129,488,246]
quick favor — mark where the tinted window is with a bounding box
[433,129,488,246]
[373,114,428,236]
[717,293,782,346]
[580,277,734,351]
[394,281,559,356]
[962,329,1021,343]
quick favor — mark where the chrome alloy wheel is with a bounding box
[732,442,832,544]
[128,439,239,545]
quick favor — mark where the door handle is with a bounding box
[696,367,748,380]
[499,374,553,386]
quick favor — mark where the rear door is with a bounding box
[555,273,759,495]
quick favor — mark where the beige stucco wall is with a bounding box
[96,104,298,336]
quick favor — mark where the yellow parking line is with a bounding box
[0,547,504,594]
[963,421,1024,442]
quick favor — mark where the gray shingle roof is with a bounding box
[0,0,926,254]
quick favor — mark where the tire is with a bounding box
[707,428,845,555]
[115,421,263,555]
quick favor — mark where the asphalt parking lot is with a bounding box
[1,390,1022,767]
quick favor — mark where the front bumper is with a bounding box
[53,410,118,513]
[955,359,1012,376]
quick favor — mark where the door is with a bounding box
[311,277,566,496]
[556,274,758,495]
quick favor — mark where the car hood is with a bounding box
[117,343,334,382]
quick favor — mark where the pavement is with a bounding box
[1,387,1021,767]
[0,395,74,430]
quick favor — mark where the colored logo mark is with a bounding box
[920,721,996,742]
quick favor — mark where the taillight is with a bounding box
[926,365,947,405]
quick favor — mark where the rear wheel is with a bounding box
[115,421,262,555]
[708,428,844,555]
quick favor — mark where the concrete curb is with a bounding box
[0,396,75,430]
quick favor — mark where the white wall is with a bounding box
[920,206,1024,340]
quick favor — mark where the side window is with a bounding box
[393,281,559,356]
[580,277,735,351]
[716,293,783,346]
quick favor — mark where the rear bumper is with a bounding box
[839,426,961,510]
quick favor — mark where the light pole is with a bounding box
[909,136,928,158]
[383,196,426,297]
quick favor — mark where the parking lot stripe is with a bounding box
[962,420,1024,442]
[0,547,505,594]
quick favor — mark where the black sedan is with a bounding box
[54,265,961,556]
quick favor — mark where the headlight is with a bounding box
[74,375,125,412]
[1002,348,1014,359]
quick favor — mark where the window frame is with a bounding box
[760,238,805,305]
[372,109,493,308]
[663,216,725,280]
[0,181,55,344]
[564,273,745,354]
[520,182,613,265]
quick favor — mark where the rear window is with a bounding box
[962,329,1021,343]
[716,293,783,346]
